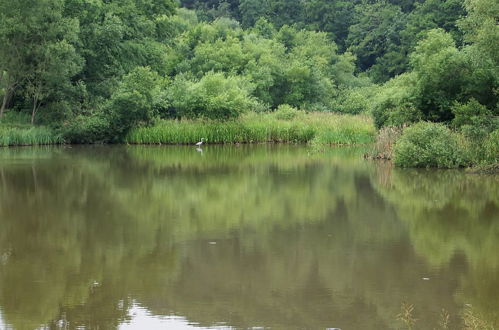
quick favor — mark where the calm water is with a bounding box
[0,145,497,330]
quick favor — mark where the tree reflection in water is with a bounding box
[0,145,497,329]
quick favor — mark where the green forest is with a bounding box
[0,0,497,168]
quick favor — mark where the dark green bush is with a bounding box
[393,122,469,168]
[62,113,110,144]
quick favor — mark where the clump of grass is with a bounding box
[126,112,375,146]
[395,303,496,330]
[0,126,63,147]
[397,302,417,330]
[462,306,494,330]
[365,125,403,160]
[439,309,451,329]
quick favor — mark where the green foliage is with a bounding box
[0,126,63,146]
[452,99,492,129]
[332,86,377,115]
[107,67,164,140]
[62,113,110,144]
[373,25,497,132]
[371,73,422,129]
[170,72,256,120]
[346,2,406,80]
[273,104,301,120]
[452,99,497,148]
[394,122,469,168]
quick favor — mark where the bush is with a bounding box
[171,72,256,120]
[332,87,374,114]
[62,113,110,144]
[451,99,492,129]
[393,122,469,168]
[273,104,301,120]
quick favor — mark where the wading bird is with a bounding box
[196,138,205,147]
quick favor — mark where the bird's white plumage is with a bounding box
[195,138,205,146]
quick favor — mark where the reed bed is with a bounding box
[0,126,63,147]
[126,112,375,146]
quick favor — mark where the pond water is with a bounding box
[0,145,497,329]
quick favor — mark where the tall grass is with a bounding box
[126,112,375,146]
[0,126,63,147]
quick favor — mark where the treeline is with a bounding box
[0,0,497,161]
[180,0,465,82]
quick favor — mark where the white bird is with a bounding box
[195,138,205,147]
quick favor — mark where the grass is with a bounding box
[0,126,64,146]
[397,303,496,330]
[0,111,63,146]
[365,125,403,160]
[126,112,375,146]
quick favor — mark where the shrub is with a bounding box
[62,113,110,144]
[171,72,256,120]
[393,122,469,168]
[332,87,374,114]
[451,99,492,129]
[273,104,301,120]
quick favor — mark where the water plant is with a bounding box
[126,112,375,146]
[0,126,63,147]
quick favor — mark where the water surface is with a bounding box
[0,145,497,329]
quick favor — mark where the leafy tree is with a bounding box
[346,2,407,82]
[107,67,165,140]
[303,0,357,50]
[239,0,270,28]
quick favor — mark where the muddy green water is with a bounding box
[0,145,497,330]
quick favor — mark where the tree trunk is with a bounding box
[0,89,10,118]
[31,92,42,125]
[31,96,38,124]
[1,76,14,118]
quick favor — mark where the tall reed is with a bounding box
[0,126,64,147]
[126,112,375,146]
